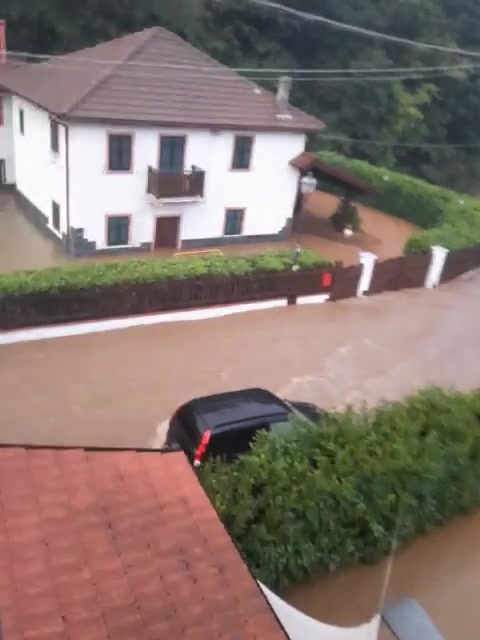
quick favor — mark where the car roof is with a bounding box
[183,388,290,432]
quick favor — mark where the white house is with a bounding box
[0,25,324,256]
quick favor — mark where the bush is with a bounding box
[331,203,362,232]
[0,250,331,295]
[317,151,480,255]
[199,387,480,590]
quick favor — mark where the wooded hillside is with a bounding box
[3,0,480,191]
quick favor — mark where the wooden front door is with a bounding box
[154,216,180,249]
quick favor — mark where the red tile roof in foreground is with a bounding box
[0,447,287,640]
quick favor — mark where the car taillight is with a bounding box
[193,430,211,467]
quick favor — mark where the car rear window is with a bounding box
[208,424,269,460]
[268,417,294,436]
[206,415,294,461]
[176,406,202,443]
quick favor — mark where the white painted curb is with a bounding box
[297,294,330,305]
[0,294,330,346]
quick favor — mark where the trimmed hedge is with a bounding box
[317,151,480,255]
[0,250,330,295]
[199,387,480,590]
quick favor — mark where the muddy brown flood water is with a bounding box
[285,510,480,639]
[1,266,479,639]
[0,190,417,272]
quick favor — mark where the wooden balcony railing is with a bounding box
[147,166,205,199]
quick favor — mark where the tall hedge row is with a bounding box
[200,387,480,590]
[0,250,329,295]
[317,151,480,255]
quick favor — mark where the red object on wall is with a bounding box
[322,272,333,288]
[0,20,6,64]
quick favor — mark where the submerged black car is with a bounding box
[165,387,322,466]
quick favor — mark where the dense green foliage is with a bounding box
[0,250,329,295]
[200,387,480,589]
[3,0,480,190]
[331,203,361,233]
[317,151,480,254]
[1,0,202,53]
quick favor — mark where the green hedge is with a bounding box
[0,250,330,295]
[317,151,480,254]
[200,387,480,590]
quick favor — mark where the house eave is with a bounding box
[62,114,325,134]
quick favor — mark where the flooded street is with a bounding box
[0,190,415,272]
[304,191,418,260]
[0,269,479,448]
[0,195,68,272]
[285,510,480,639]
[0,268,479,637]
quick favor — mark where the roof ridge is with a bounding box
[159,27,275,95]
[1,26,323,131]
[63,27,158,116]
[0,442,172,453]
[161,30,324,124]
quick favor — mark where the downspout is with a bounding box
[59,120,71,254]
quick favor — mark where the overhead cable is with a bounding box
[5,48,480,75]
[241,0,480,59]
[320,133,480,149]
[3,55,477,84]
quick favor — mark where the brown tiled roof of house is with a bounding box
[0,447,287,640]
[1,27,324,132]
[0,57,27,88]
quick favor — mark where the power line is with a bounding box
[5,52,479,147]
[283,63,479,76]
[320,133,480,149]
[5,48,480,76]
[4,54,476,84]
[283,70,475,82]
[241,0,480,60]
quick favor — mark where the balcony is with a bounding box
[147,166,205,200]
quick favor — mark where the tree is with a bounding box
[196,0,480,190]
[4,0,480,190]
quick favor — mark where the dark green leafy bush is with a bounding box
[317,151,480,255]
[0,250,330,295]
[331,203,362,232]
[199,387,480,590]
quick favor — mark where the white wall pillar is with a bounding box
[424,245,449,289]
[356,251,378,297]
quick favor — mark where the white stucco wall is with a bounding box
[181,130,305,241]
[0,93,15,183]
[11,96,68,236]
[68,122,305,249]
